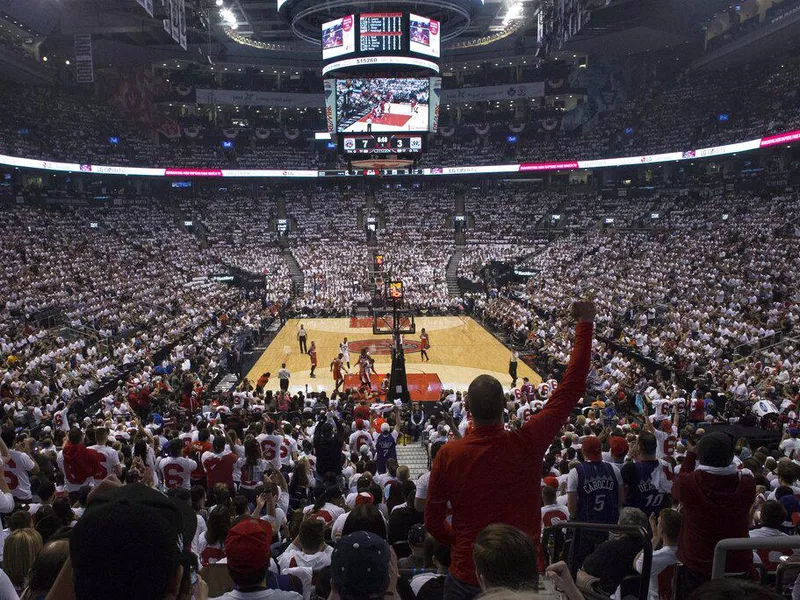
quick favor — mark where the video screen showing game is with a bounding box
[336,78,429,133]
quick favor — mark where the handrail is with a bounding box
[550,522,653,600]
[711,536,800,579]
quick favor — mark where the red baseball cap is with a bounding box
[225,518,273,574]
[582,436,602,461]
[355,492,374,506]
[609,436,629,457]
[355,418,365,430]
[542,475,559,489]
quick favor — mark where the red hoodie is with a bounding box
[62,442,104,485]
[673,452,756,576]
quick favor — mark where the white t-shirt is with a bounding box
[88,445,121,483]
[211,589,302,599]
[256,434,285,471]
[260,508,287,537]
[3,450,36,499]
[237,458,270,490]
[276,543,334,571]
[780,438,800,458]
[415,471,430,501]
[158,456,197,490]
[635,545,678,600]
[349,430,374,453]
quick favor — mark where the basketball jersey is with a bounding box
[375,432,397,471]
[624,460,667,516]
[575,461,620,524]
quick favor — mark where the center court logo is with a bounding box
[349,339,422,355]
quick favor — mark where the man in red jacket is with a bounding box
[425,300,595,600]
[673,431,756,596]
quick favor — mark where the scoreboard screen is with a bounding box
[359,13,404,52]
[342,134,424,154]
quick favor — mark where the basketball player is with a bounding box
[358,348,374,389]
[308,341,317,378]
[331,353,346,393]
[340,337,351,368]
[420,328,430,362]
[366,114,373,132]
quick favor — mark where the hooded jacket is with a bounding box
[673,452,756,575]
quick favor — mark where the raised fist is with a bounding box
[570,300,597,323]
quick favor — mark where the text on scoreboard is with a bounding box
[359,13,404,52]
[342,134,423,154]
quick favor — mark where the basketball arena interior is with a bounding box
[1,0,800,598]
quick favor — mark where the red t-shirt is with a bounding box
[203,452,238,490]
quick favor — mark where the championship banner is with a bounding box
[429,77,441,132]
[196,88,324,109]
[136,0,154,17]
[441,82,545,104]
[170,0,181,45]
[323,80,336,132]
[73,34,94,83]
[178,0,187,50]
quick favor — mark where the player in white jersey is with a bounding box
[158,439,197,490]
[340,338,351,368]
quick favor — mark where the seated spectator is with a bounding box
[406,542,450,600]
[277,518,333,570]
[472,523,538,592]
[212,517,302,599]
[635,508,681,600]
[4,528,43,595]
[750,500,796,572]
[50,482,199,600]
[21,535,69,600]
[578,507,648,596]
[330,531,395,600]
[397,524,429,570]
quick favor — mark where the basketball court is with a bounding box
[343,102,429,132]
[245,316,540,400]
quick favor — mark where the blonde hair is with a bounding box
[4,528,43,588]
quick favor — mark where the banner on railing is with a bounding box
[196,88,323,109]
[440,82,545,104]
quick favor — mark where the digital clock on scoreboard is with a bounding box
[342,134,424,154]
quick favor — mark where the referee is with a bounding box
[277,363,291,392]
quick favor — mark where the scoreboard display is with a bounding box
[359,13,404,52]
[342,133,424,154]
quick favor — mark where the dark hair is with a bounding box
[658,508,682,541]
[760,500,787,530]
[341,504,387,540]
[68,428,83,445]
[473,524,538,590]
[168,438,183,458]
[206,505,232,546]
[688,578,783,600]
[213,436,226,453]
[52,497,75,527]
[25,538,69,599]
[467,375,505,424]
[697,432,734,468]
[244,437,261,468]
[34,506,62,545]
[233,495,249,516]
[638,432,657,455]
[38,480,56,503]
[298,518,325,552]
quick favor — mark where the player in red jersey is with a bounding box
[331,353,346,392]
[308,340,318,378]
[420,328,430,362]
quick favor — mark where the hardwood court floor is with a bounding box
[245,316,541,396]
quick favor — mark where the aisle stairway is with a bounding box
[282,249,305,297]
[446,247,464,297]
[396,442,429,479]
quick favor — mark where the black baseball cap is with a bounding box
[70,483,198,600]
[331,531,391,599]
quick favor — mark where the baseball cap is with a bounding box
[582,436,602,461]
[225,518,273,574]
[70,483,197,600]
[332,532,391,598]
[355,492,374,506]
[609,436,629,457]
[542,475,559,489]
[408,523,426,545]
